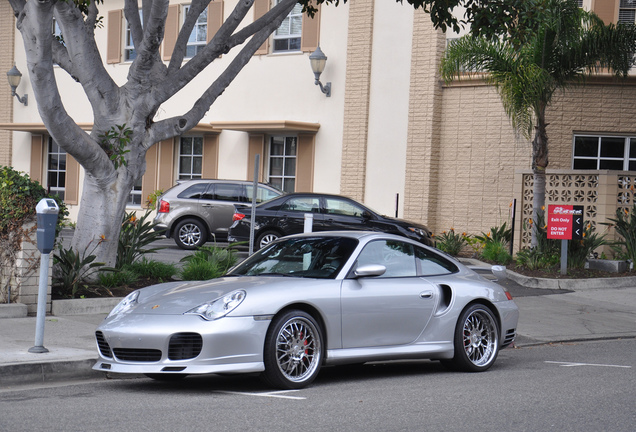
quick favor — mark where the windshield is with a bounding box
[228,237,358,279]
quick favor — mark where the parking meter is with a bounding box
[36,198,59,253]
[29,198,59,354]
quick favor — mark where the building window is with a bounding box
[179,137,203,179]
[573,135,636,170]
[128,177,142,207]
[273,1,302,52]
[268,136,296,192]
[47,138,66,200]
[619,0,636,24]
[125,10,142,61]
[184,5,208,58]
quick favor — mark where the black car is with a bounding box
[227,193,433,249]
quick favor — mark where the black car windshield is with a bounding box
[228,237,359,279]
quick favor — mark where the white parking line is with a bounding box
[545,361,632,369]
[218,390,306,400]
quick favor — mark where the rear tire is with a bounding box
[446,304,499,372]
[257,230,280,249]
[262,310,323,389]
[174,218,207,250]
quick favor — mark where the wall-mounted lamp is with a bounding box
[309,46,331,97]
[7,65,28,106]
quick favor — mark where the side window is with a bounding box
[246,185,281,203]
[125,10,142,61]
[215,183,242,202]
[183,5,207,58]
[179,137,203,179]
[268,136,297,192]
[415,246,458,276]
[177,183,208,199]
[273,1,303,52]
[47,138,66,200]
[325,198,366,217]
[356,240,416,278]
[281,197,320,212]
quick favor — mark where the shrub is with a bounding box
[52,240,106,298]
[605,205,636,267]
[117,210,164,268]
[481,241,513,265]
[127,258,178,280]
[567,222,606,268]
[434,229,466,256]
[180,244,239,281]
[98,268,139,289]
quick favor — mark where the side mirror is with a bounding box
[354,264,386,278]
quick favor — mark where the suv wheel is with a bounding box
[257,230,280,249]
[174,218,207,250]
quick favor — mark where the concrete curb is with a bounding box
[51,298,122,316]
[0,359,101,387]
[505,269,636,290]
[0,303,28,319]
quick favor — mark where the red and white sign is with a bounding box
[547,205,584,240]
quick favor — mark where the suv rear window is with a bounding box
[177,183,208,199]
[215,183,243,202]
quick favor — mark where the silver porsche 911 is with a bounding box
[93,231,519,389]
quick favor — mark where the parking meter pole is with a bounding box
[29,253,50,353]
[304,213,313,233]
[249,154,259,256]
[29,198,59,354]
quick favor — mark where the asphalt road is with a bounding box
[1,338,634,431]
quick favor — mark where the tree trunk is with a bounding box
[531,111,549,247]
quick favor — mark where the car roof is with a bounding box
[283,230,409,242]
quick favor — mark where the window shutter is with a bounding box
[253,0,270,55]
[296,133,315,192]
[208,1,224,42]
[592,0,619,24]
[107,9,123,64]
[202,134,220,178]
[158,139,176,192]
[141,145,158,209]
[301,4,321,52]
[163,5,180,61]
[248,134,266,181]
[30,135,44,183]
[65,155,80,205]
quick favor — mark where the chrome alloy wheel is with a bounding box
[179,223,202,247]
[275,317,321,383]
[462,309,498,367]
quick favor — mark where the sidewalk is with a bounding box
[1,273,635,388]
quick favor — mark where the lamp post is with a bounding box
[7,65,28,106]
[309,46,331,97]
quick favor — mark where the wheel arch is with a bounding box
[172,215,211,238]
[457,299,503,340]
[266,303,329,358]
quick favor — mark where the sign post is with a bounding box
[547,205,584,275]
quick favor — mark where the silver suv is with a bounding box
[154,179,282,249]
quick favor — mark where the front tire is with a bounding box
[447,304,499,372]
[174,218,207,250]
[262,310,323,389]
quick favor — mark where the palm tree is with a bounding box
[440,0,636,246]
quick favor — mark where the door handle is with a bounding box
[420,291,433,299]
[202,204,214,208]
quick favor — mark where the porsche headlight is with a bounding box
[108,290,140,317]
[185,290,246,321]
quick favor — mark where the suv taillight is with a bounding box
[158,200,170,213]
[233,213,246,222]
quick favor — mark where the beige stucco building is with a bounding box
[2,0,636,252]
